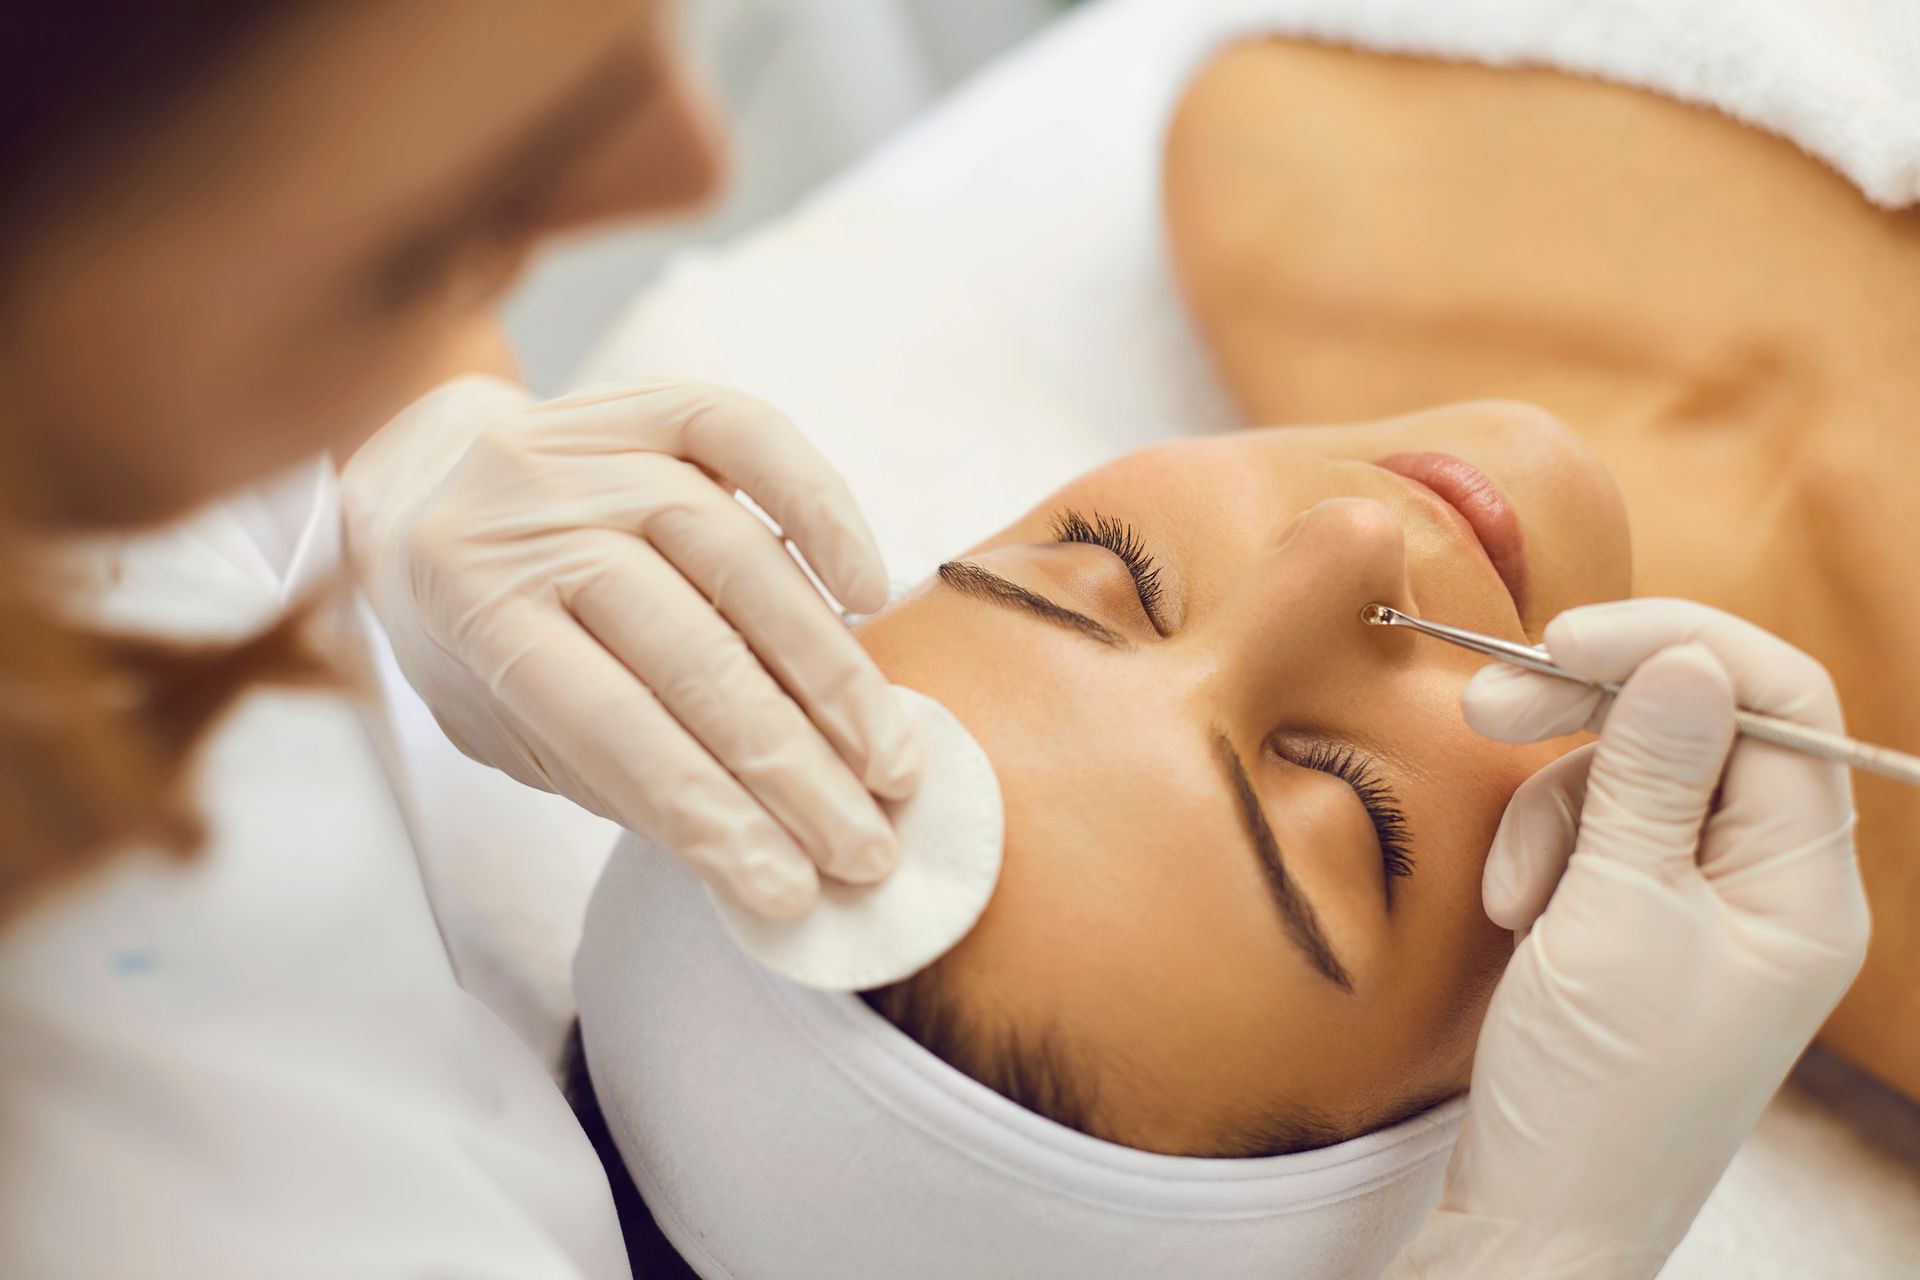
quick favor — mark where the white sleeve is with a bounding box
[0,672,627,1275]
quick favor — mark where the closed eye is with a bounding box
[1051,509,1169,632]
[1287,740,1417,898]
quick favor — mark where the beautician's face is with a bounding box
[0,0,719,527]
[859,402,1631,1156]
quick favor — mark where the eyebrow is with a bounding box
[937,562,1129,648]
[1212,733,1354,993]
[935,558,1353,991]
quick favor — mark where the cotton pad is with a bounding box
[708,686,1004,991]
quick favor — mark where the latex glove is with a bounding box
[1384,599,1869,1279]
[343,375,923,919]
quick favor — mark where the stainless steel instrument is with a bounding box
[1362,603,1920,789]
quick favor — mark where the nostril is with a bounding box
[1268,497,1417,626]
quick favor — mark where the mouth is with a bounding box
[1372,452,1530,617]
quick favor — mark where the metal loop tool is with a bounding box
[1362,603,1920,789]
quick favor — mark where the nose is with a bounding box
[1279,496,1416,636]
[1216,497,1418,683]
[546,58,729,231]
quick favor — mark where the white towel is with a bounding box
[1206,0,1920,208]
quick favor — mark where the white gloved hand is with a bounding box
[343,375,923,919]
[1385,599,1869,1279]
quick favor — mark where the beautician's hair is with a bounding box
[2,2,293,239]
[0,1,324,918]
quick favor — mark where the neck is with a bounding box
[1169,40,1920,631]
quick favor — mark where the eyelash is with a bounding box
[1051,509,1167,627]
[1049,508,1410,884]
[1294,741,1417,883]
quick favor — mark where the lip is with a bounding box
[1372,452,1530,616]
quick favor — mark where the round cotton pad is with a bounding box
[709,686,1005,991]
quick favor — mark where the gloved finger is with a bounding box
[1700,735,1857,921]
[1573,642,1737,875]
[562,535,904,885]
[1699,728,1855,891]
[635,468,922,800]
[1543,597,1843,731]
[1546,599,1856,874]
[1482,743,1595,932]
[1462,661,1609,745]
[485,604,823,918]
[540,381,891,615]
[340,375,536,559]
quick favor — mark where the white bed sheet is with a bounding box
[574,0,1243,585]
[396,0,1920,1272]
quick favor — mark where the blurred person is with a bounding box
[0,4,880,1278]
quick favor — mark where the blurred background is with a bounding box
[505,0,1074,393]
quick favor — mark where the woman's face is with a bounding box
[1,0,718,527]
[858,401,1631,1156]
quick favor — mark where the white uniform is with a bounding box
[0,462,626,1280]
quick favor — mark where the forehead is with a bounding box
[859,580,1529,1136]
[862,578,1291,1040]
[864,563,1246,829]
[77,0,656,230]
[862,567,1532,941]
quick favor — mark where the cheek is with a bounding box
[1394,737,1567,1055]
[1421,733,1569,911]
[1417,910,1514,1089]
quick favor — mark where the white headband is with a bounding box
[575,837,1462,1279]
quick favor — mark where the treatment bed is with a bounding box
[378,2,1920,1273]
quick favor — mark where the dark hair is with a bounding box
[561,1022,701,1280]
[864,967,1382,1158]
[862,964,1102,1136]
[2,2,293,239]
[868,969,1466,1159]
